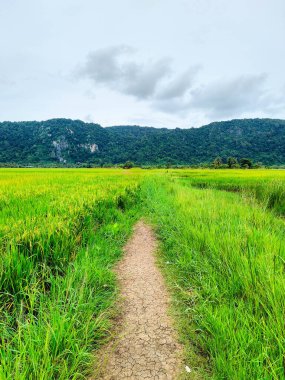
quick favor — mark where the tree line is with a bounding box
[211,157,261,169]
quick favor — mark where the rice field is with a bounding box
[144,170,285,379]
[1,168,285,379]
[0,169,142,379]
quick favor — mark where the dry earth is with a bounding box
[95,220,183,379]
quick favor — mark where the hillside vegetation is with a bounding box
[1,118,285,166]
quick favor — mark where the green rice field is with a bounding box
[1,168,285,379]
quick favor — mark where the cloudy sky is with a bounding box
[0,0,284,128]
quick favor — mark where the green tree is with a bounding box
[227,157,239,168]
[212,156,223,168]
[240,158,253,169]
[123,161,134,169]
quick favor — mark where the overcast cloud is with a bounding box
[0,0,284,127]
[189,73,280,118]
[77,46,198,101]
[77,47,285,120]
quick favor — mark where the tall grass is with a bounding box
[143,176,285,379]
[171,169,285,215]
[2,168,285,379]
[0,169,141,379]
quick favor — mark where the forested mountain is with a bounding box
[0,118,285,166]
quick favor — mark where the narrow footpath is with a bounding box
[96,220,182,379]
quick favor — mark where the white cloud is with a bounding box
[190,74,267,117]
[77,47,285,121]
[77,46,199,102]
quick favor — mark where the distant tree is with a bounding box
[102,162,113,168]
[240,158,253,169]
[227,157,239,168]
[123,161,134,169]
[166,159,175,168]
[212,156,223,168]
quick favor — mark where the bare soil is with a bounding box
[96,220,182,379]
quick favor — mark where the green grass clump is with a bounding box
[0,169,141,379]
[143,177,285,379]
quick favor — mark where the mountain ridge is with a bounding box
[1,118,285,166]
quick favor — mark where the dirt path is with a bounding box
[96,221,182,379]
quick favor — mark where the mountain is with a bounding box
[0,118,285,166]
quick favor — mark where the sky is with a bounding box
[0,0,284,128]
